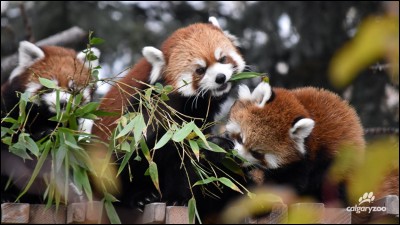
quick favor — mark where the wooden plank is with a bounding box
[371,195,399,219]
[1,203,30,224]
[256,203,288,224]
[165,206,188,224]
[141,203,166,224]
[323,208,352,224]
[29,204,66,224]
[289,203,325,224]
[66,203,86,224]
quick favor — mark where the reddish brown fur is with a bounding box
[162,23,240,91]
[91,59,151,141]
[93,23,241,142]
[20,46,91,89]
[230,87,365,166]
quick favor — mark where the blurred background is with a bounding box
[1,1,398,134]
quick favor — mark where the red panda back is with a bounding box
[291,87,366,160]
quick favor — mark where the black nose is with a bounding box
[215,73,226,84]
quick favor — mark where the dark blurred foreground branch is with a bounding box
[1,26,87,84]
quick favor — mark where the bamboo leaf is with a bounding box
[149,161,161,195]
[90,37,105,45]
[133,114,146,144]
[229,72,264,81]
[39,77,58,89]
[188,197,196,224]
[139,138,151,162]
[115,116,136,139]
[172,122,195,142]
[189,140,200,161]
[193,125,210,149]
[154,130,173,150]
[104,199,122,224]
[218,177,243,194]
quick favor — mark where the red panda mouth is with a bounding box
[216,83,229,92]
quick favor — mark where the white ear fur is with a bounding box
[9,41,45,81]
[238,84,252,101]
[251,82,272,108]
[77,47,101,68]
[208,16,221,29]
[143,46,165,84]
[18,41,45,68]
[290,118,315,154]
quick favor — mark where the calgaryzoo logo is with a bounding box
[346,192,387,214]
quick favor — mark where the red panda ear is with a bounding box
[77,47,101,69]
[18,41,45,69]
[142,46,165,84]
[290,118,315,154]
[252,82,272,108]
[9,41,45,81]
[209,16,240,47]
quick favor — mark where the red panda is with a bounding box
[1,41,100,203]
[90,17,246,217]
[226,82,366,204]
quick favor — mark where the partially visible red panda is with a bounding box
[90,17,246,218]
[1,41,100,203]
[226,81,366,204]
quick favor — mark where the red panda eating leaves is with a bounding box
[91,17,246,218]
[226,81,366,204]
[1,41,100,203]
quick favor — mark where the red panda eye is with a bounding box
[195,67,206,75]
[218,56,227,63]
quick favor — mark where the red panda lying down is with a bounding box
[226,81,366,204]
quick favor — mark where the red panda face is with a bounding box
[143,22,245,98]
[226,83,315,169]
[9,41,100,114]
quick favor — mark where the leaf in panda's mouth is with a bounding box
[229,72,266,82]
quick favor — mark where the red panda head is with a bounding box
[9,41,100,114]
[226,82,315,169]
[142,17,245,97]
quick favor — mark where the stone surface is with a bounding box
[165,206,188,224]
[1,203,30,224]
[142,203,166,224]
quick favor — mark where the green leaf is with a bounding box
[118,141,131,152]
[229,72,264,81]
[90,37,105,45]
[197,141,226,153]
[133,114,146,144]
[193,125,210,149]
[163,85,174,94]
[117,149,134,176]
[17,140,51,200]
[221,158,245,178]
[39,77,58,89]
[193,177,219,186]
[188,197,196,224]
[22,134,39,157]
[218,177,243,194]
[172,122,195,142]
[154,130,173,150]
[160,93,169,101]
[76,102,100,115]
[55,145,67,172]
[104,199,122,224]
[189,140,200,161]
[115,116,136,139]
[139,138,151,162]
[149,161,161,196]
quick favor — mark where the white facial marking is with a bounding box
[142,46,165,84]
[229,50,245,73]
[199,63,233,94]
[194,59,206,68]
[290,118,315,155]
[226,120,241,134]
[214,48,223,60]
[176,72,196,97]
[78,118,93,134]
[264,154,280,169]
[234,141,258,166]
[82,87,92,104]
[214,97,235,122]
[42,91,72,113]
[25,82,42,103]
